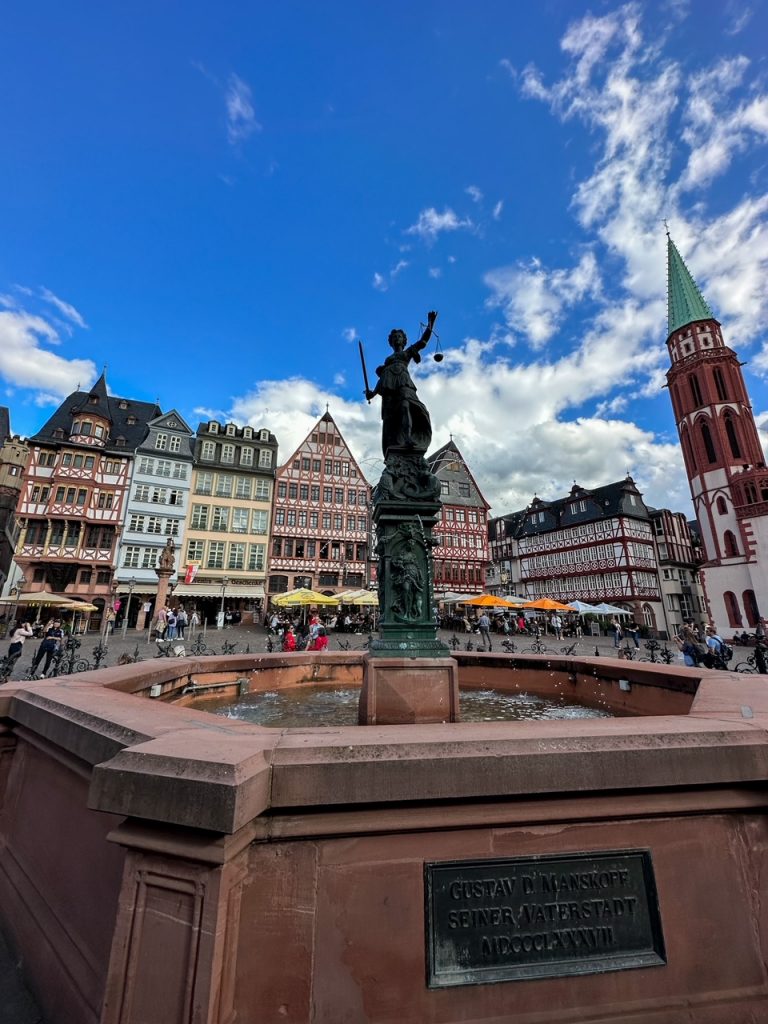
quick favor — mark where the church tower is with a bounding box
[665,233,768,629]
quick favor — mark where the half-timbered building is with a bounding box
[0,408,27,594]
[267,411,371,598]
[489,477,664,631]
[665,234,768,631]
[13,374,160,625]
[427,440,491,595]
[114,410,195,626]
[175,420,277,622]
[647,506,706,637]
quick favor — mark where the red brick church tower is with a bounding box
[665,233,768,629]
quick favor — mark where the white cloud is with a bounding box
[492,200,503,220]
[724,3,753,35]
[342,327,357,342]
[225,74,261,145]
[428,267,442,279]
[465,185,483,203]
[0,310,96,397]
[372,272,387,292]
[499,58,516,79]
[39,287,88,329]
[390,259,409,278]
[405,207,473,242]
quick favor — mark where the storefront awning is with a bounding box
[172,582,265,599]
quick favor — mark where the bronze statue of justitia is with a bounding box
[364,311,437,457]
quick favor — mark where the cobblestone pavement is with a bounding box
[1,622,673,683]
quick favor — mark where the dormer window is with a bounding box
[243,427,253,439]
[115,436,126,447]
[259,429,269,442]
[94,425,105,439]
[89,395,99,405]
[226,424,236,437]
[118,401,128,410]
[53,428,65,439]
[127,415,137,425]
[79,421,92,436]
[209,422,219,433]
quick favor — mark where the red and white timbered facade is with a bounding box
[267,411,371,596]
[428,440,491,594]
[13,375,160,613]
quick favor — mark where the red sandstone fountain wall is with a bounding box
[0,653,766,1024]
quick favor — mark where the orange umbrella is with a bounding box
[522,598,572,611]
[463,594,524,608]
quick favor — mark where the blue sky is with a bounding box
[2,0,768,516]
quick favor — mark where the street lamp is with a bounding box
[121,577,136,638]
[10,573,27,624]
[218,577,229,629]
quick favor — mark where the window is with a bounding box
[343,461,350,476]
[97,492,114,509]
[31,485,41,502]
[347,515,356,531]
[129,514,145,532]
[164,519,179,536]
[287,510,296,527]
[323,512,331,529]
[300,484,309,500]
[458,483,471,497]
[171,463,187,480]
[123,545,141,568]
[201,441,216,460]
[187,540,204,561]
[155,433,168,450]
[724,590,742,627]
[191,504,209,529]
[311,485,320,501]
[146,516,162,534]
[55,486,65,502]
[313,459,321,472]
[358,515,367,532]
[701,422,717,464]
[248,544,265,571]
[289,483,298,500]
[169,435,181,453]
[221,444,235,464]
[228,543,245,570]
[302,457,311,471]
[310,512,318,529]
[334,461,341,475]
[196,472,213,495]
[335,488,344,503]
[277,482,287,499]
[94,424,105,439]
[85,456,94,470]
[690,374,703,407]
[232,507,249,533]
[717,496,727,514]
[284,539,294,557]
[255,479,270,500]
[334,514,343,530]
[243,427,253,439]
[151,488,167,504]
[156,459,172,478]
[307,540,316,557]
[441,481,449,495]
[725,416,742,459]
[235,477,252,499]
[207,542,225,569]
[713,367,728,402]
[724,530,739,556]
[275,510,285,526]
[168,489,183,506]
[80,569,92,584]
[225,424,236,437]
[209,422,219,433]
[141,548,157,569]
[258,449,272,468]
[251,509,268,534]
[212,506,229,531]
[240,447,254,466]
[325,459,332,473]
[216,474,233,497]
[298,510,307,527]
[138,457,154,475]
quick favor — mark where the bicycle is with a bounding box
[734,641,768,673]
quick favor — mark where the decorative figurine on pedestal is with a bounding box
[360,312,450,662]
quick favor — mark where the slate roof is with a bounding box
[490,477,650,540]
[427,439,491,510]
[30,377,161,453]
[667,234,714,336]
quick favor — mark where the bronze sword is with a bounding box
[359,339,372,402]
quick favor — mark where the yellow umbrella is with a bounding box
[64,601,98,612]
[463,594,524,608]
[522,598,572,611]
[273,588,339,606]
[350,592,379,606]
[15,590,76,607]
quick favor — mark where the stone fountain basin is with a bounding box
[1,651,768,1024]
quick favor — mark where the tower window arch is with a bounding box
[716,496,727,514]
[690,374,703,408]
[743,590,759,627]
[724,414,742,460]
[724,530,739,556]
[700,421,717,464]
[713,367,728,401]
[724,591,742,628]
[745,481,758,504]
[681,426,696,472]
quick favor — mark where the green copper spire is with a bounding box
[667,233,714,336]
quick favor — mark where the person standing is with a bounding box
[176,607,187,639]
[156,605,168,639]
[31,619,64,678]
[166,608,177,640]
[611,617,622,648]
[550,613,562,640]
[6,620,33,669]
[189,608,200,633]
[478,611,492,651]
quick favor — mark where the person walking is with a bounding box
[478,611,492,651]
[189,608,200,633]
[156,605,168,639]
[31,619,64,678]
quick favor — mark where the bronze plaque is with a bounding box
[425,850,665,987]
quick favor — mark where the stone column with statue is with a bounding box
[358,311,458,724]
[154,538,176,634]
